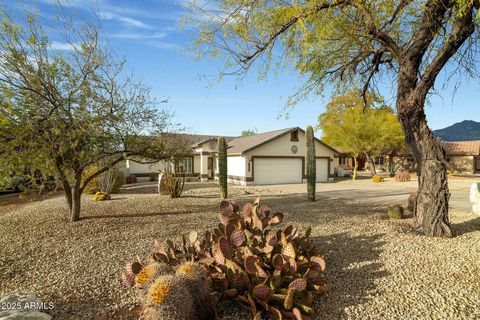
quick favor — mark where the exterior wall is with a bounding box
[244,130,336,180]
[193,155,201,174]
[226,156,247,186]
[334,156,355,169]
[126,159,167,174]
[448,156,474,173]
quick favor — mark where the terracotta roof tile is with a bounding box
[442,140,480,156]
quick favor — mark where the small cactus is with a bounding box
[306,125,316,201]
[387,204,404,219]
[218,136,228,199]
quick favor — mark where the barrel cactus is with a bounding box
[122,198,328,319]
[218,136,227,199]
[387,204,404,219]
[372,175,385,183]
[306,125,316,202]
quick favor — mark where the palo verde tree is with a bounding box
[319,91,404,178]
[0,9,187,221]
[187,0,480,237]
[217,136,228,199]
[306,125,316,201]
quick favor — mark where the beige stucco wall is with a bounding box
[227,156,247,177]
[244,130,336,178]
[193,155,201,174]
[448,156,474,173]
[126,159,168,174]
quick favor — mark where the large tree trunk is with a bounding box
[352,156,358,181]
[70,177,82,222]
[397,69,452,237]
[60,178,72,211]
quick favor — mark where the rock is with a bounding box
[0,294,52,320]
[469,183,480,216]
[158,173,169,195]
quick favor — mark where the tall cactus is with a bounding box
[306,125,316,201]
[217,136,227,199]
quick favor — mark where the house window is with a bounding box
[406,157,415,164]
[290,130,299,142]
[446,157,451,163]
[176,157,193,173]
[248,161,251,172]
[374,156,385,165]
[339,157,348,165]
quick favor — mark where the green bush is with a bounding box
[387,204,404,219]
[83,166,99,194]
[111,171,125,194]
[372,175,385,183]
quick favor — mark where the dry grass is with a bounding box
[0,182,479,319]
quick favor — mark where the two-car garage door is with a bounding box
[253,158,329,185]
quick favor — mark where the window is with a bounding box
[374,156,385,165]
[290,130,299,142]
[406,157,415,164]
[339,157,348,165]
[446,157,451,163]
[176,157,193,173]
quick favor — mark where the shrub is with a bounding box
[161,169,185,198]
[372,175,385,183]
[387,204,404,219]
[98,166,124,194]
[387,164,397,177]
[395,173,411,182]
[92,191,111,201]
[122,198,329,319]
[83,166,99,194]
[111,171,125,194]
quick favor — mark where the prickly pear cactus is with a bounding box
[122,198,328,319]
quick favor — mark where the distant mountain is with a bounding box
[433,120,480,141]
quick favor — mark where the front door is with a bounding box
[476,156,480,172]
[208,158,214,178]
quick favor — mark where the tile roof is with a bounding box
[226,128,295,154]
[442,140,480,156]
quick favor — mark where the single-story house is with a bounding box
[334,140,480,174]
[125,127,338,186]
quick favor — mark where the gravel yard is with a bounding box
[1,181,479,319]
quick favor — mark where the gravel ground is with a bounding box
[1,181,479,319]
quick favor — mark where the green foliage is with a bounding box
[161,169,185,198]
[387,164,398,175]
[241,129,257,136]
[306,125,316,202]
[122,198,329,319]
[387,204,404,219]
[372,175,385,183]
[395,173,411,182]
[92,191,111,201]
[218,137,228,199]
[83,166,100,195]
[112,172,125,194]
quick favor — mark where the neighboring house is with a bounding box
[125,127,338,186]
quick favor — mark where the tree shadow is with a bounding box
[311,233,388,319]
[452,216,480,236]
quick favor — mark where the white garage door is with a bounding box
[254,158,303,185]
[316,158,329,182]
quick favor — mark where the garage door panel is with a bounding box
[254,158,302,185]
[316,158,329,182]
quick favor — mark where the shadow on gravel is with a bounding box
[452,216,480,236]
[119,182,219,195]
[312,233,388,319]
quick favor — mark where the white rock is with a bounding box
[469,183,480,216]
[0,294,52,320]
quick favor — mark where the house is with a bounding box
[125,127,338,186]
[334,140,480,174]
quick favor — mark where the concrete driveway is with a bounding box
[248,176,475,210]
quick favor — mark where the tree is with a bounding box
[241,129,257,136]
[217,136,228,199]
[319,91,404,180]
[306,125,316,201]
[188,0,479,237]
[0,9,187,221]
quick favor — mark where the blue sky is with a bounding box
[8,0,480,136]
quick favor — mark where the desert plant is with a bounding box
[306,125,316,202]
[387,164,397,177]
[218,137,227,199]
[97,164,124,194]
[372,175,385,183]
[122,198,329,319]
[92,191,111,201]
[395,173,411,182]
[387,204,404,219]
[161,169,185,198]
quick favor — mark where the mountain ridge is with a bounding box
[433,120,480,142]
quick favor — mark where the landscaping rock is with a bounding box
[0,293,52,320]
[469,183,480,216]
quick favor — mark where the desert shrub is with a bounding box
[161,169,185,198]
[92,191,111,201]
[97,165,124,194]
[122,198,329,319]
[372,175,385,183]
[387,204,404,219]
[111,171,125,193]
[83,166,99,194]
[387,164,397,177]
[395,173,411,182]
